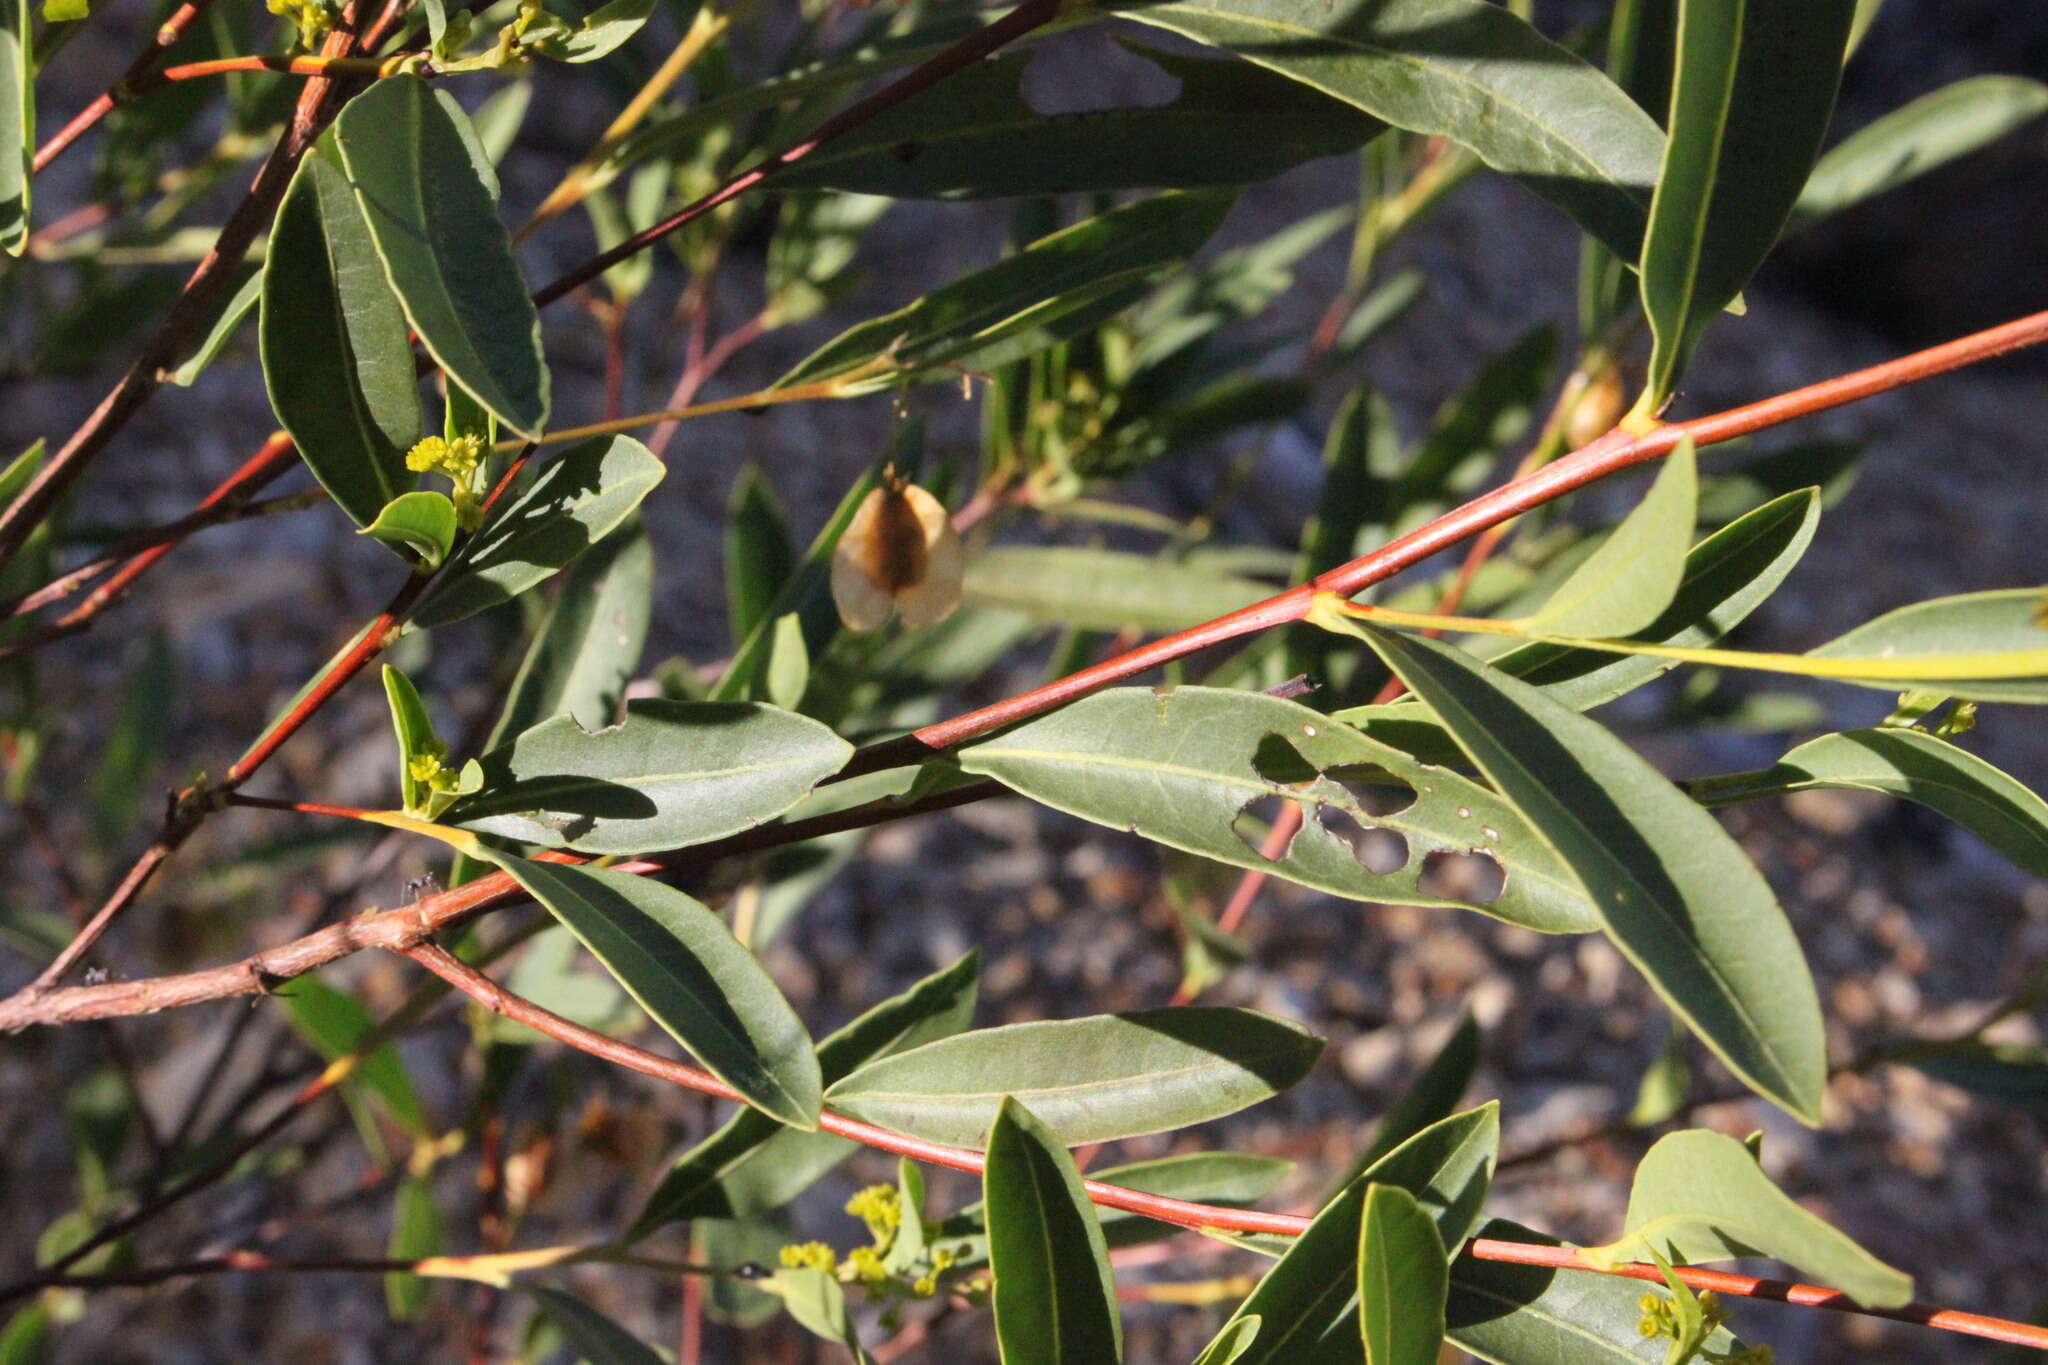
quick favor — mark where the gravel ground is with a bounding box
[1,3,2045,1362]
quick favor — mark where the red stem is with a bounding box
[401,942,2048,1353]
[31,0,218,173]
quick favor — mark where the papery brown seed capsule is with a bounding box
[831,472,964,630]
[1565,362,1628,451]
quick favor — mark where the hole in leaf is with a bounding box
[1321,764,1418,816]
[1417,849,1505,904]
[1252,733,1319,785]
[1232,794,1299,861]
[1315,805,1411,875]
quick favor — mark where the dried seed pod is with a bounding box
[831,472,964,630]
[1565,361,1628,450]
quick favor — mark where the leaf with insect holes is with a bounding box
[961,686,1601,934]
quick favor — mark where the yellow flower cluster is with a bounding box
[778,1241,837,1274]
[1636,1290,1774,1365]
[404,433,486,480]
[844,1185,901,1241]
[267,0,337,48]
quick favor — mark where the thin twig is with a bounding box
[32,0,220,173]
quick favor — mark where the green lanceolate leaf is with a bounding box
[361,491,459,567]
[1461,486,1819,711]
[261,137,422,528]
[528,1286,665,1365]
[410,435,664,629]
[776,42,1381,199]
[532,0,658,63]
[726,467,794,648]
[1357,628,1826,1122]
[824,1008,1323,1147]
[334,76,549,436]
[778,190,1235,390]
[448,698,851,855]
[1519,439,1696,639]
[486,521,653,744]
[1115,0,1664,261]
[1447,1217,1745,1364]
[0,0,27,255]
[1801,589,2048,702]
[384,1174,442,1321]
[984,1097,1124,1365]
[382,664,441,814]
[934,1152,1293,1270]
[1196,1317,1264,1365]
[765,1267,871,1360]
[1586,1128,1912,1307]
[484,854,823,1129]
[961,686,1603,935]
[1794,76,2048,230]
[1197,1105,1498,1363]
[169,267,262,386]
[961,547,1270,635]
[1359,1184,1447,1365]
[278,976,431,1137]
[1637,0,1856,408]
[1691,727,2048,876]
[629,952,980,1237]
[1329,1012,1480,1196]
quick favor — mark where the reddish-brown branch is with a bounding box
[31,0,219,174]
[0,10,374,574]
[1464,1239,2048,1352]
[402,943,2048,1353]
[841,306,2048,779]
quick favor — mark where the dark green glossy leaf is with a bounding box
[485,855,823,1129]
[629,952,980,1237]
[1519,439,1696,639]
[984,1097,1123,1365]
[824,1007,1322,1146]
[1638,0,1856,405]
[529,1286,664,1365]
[279,976,430,1136]
[1588,1128,1911,1306]
[1359,1184,1447,1365]
[1116,0,1664,260]
[778,42,1381,199]
[1358,629,1826,1122]
[1794,76,2048,230]
[261,138,422,527]
[961,686,1603,934]
[410,435,664,629]
[1690,727,2048,876]
[450,698,850,855]
[1195,1105,1498,1363]
[0,0,27,255]
[334,76,549,435]
[487,520,653,745]
[779,191,1235,390]
[361,491,458,567]
[1447,1218,1743,1364]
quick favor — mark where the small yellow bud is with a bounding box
[843,1245,887,1284]
[911,1273,938,1298]
[844,1184,902,1240]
